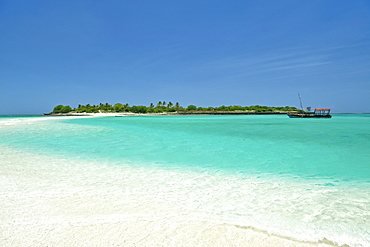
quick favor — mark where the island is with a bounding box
[46,102,302,116]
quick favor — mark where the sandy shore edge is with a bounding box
[0,144,343,247]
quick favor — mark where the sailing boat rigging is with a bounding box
[287,94,331,118]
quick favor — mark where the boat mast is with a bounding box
[298,93,304,111]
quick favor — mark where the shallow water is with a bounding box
[1,115,369,246]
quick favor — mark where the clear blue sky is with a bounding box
[1,0,369,114]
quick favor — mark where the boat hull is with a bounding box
[287,113,332,118]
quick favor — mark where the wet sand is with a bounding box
[0,146,338,247]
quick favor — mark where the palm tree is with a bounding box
[157,101,162,108]
[167,102,173,108]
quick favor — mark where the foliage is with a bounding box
[52,105,64,113]
[130,105,148,113]
[60,105,72,113]
[52,105,72,113]
[51,102,300,114]
[186,105,197,111]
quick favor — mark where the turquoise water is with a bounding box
[2,115,370,183]
[0,115,42,118]
[1,114,370,246]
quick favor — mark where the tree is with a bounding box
[76,106,87,113]
[51,102,299,114]
[187,105,197,111]
[52,105,64,113]
[114,103,124,112]
[60,105,72,113]
[217,105,228,111]
[130,105,148,113]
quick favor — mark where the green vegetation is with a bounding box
[52,105,72,113]
[51,102,300,114]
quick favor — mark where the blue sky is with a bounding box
[1,0,369,114]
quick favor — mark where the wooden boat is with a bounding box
[287,109,332,118]
[287,93,331,118]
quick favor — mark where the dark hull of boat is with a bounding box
[287,113,332,118]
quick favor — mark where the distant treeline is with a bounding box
[51,102,300,114]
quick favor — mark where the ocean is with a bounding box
[1,114,369,246]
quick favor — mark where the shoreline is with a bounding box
[1,116,368,246]
[45,111,289,117]
[0,145,340,247]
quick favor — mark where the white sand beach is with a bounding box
[0,144,338,247]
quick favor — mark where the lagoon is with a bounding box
[1,114,369,246]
